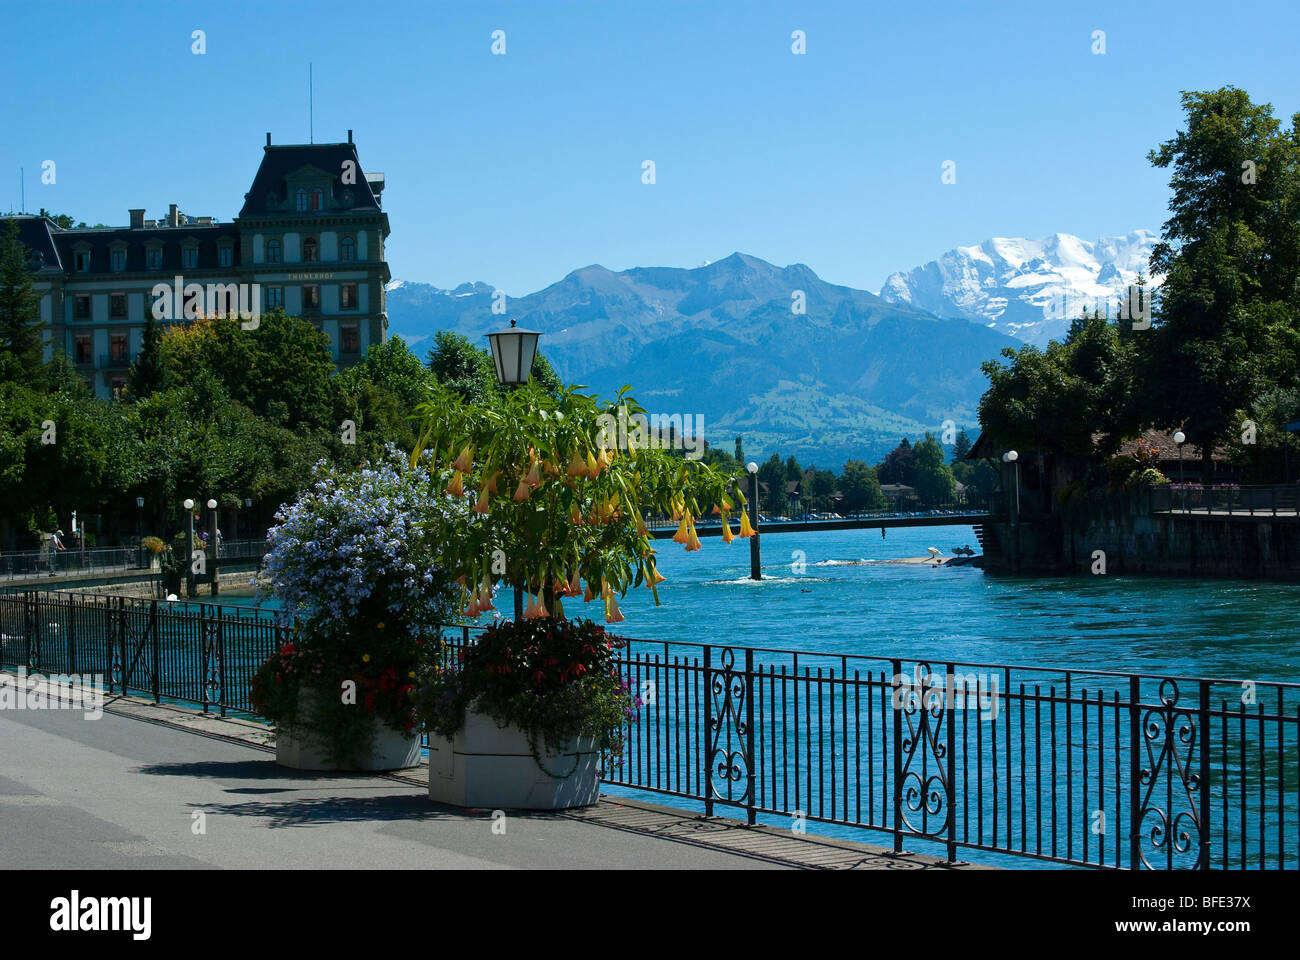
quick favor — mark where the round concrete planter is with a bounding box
[428,709,600,810]
[275,690,420,771]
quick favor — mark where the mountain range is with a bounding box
[384,232,1156,467]
[878,230,1159,347]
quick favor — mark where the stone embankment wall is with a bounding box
[980,494,1300,580]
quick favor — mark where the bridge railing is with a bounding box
[647,491,1000,529]
[3,588,1295,870]
[0,540,270,582]
[1149,483,1300,518]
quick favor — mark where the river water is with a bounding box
[208,524,1299,868]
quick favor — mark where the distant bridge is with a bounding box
[648,507,996,539]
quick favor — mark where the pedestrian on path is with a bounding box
[48,529,66,577]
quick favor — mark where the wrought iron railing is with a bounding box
[2,590,1295,869]
[646,491,1001,530]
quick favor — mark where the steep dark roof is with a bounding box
[2,215,64,274]
[51,223,239,274]
[239,142,381,218]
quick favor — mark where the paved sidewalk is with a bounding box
[0,685,975,870]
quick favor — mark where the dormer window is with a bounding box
[146,247,162,270]
[182,246,198,269]
[340,236,355,262]
[111,249,126,272]
[296,188,309,212]
[311,189,324,211]
[267,239,282,264]
[74,250,90,272]
[302,237,318,263]
[218,245,233,268]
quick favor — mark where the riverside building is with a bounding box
[4,132,390,399]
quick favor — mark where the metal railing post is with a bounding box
[151,599,160,703]
[218,607,227,717]
[1128,675,1140,870]
[892,657,903,853]
[1198,680,1211,869]
[703,645,713,818]
[945,661,957,862]
[745,647,756,825]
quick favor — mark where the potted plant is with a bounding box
[420,616,640,808]
[251,449,461,770]
[412,380,747,807]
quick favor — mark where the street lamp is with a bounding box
[747,462,761,581]
[1002,451,1020,571]
[135,496,144,540]
[207,498,219,595]
[486,320,543,619]
[183,498,196,597]
[486,319,541,387]
[244,498,253,541]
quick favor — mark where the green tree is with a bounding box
[953,429,972,462]
[1143,87,1300,480]
[839,460,886,512]
[912,433,956,507]
[0,219,44,385]
[756,454,789,516]
[876,438,916,486]
[128,313,165,400]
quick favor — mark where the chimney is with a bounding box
[129,208,145,229]
[348,129,353,143]
[168,204,179,227]
[266,132,271,147]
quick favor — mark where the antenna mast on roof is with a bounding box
[20,167,24,214]
[309,62,314,144]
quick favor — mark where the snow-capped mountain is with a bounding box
[878,230,1160,347]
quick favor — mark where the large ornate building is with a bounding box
[6,132,389,398]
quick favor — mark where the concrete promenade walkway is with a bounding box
[0,685,975,870]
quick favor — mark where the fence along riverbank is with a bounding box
[1,589,1295,870]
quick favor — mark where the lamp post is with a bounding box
[1002,451,1019,572]
[183,498,195,598]
[207,498,219,595]
[244,498,253,541]
[485,319,543,620]
[1173,430,1186,512]
[135,496,145,568]
[747,461,761,581]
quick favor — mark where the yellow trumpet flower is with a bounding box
[451,444,474,473]
[445,471,465,498]
[525,462,542,488]
[586,451,599,476]
[474,489,491,514]
[512,480,531,501]
[647,560,666,586]
[583,580,595,602]
[720,515,735,544]
[553,595,565,620]
[566,568,581,596]
[606,592,625,624]
[738,511,755,538]
[484,470,501,494]
[672,516,689,544]
[566,452,587,478]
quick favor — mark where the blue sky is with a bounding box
[3,0,1297,295]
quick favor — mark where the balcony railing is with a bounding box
[1148,483,1300,518]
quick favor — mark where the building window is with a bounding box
[74,250,90,272]
[218,246,233,268]
[110,293,126,318]
[296,188,308,212]
[75,334,92,364]
[110,333,128,363]
[111,249,126,272]
[182,246,198,269]
[303,285,320,308]
[146,248,162,270]
[302,237,318,262]
[340,236,355,261]
[74,295,91,320]
[341,323,360,354]
[340,283,357,309]
[311,189,324,211]
[265,286,283,309]
[267,239,282,264]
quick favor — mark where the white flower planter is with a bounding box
[428,709,601,810]
[275,690,420,771]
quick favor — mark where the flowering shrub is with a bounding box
[417,617,639,773]
[252,448,462,766]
